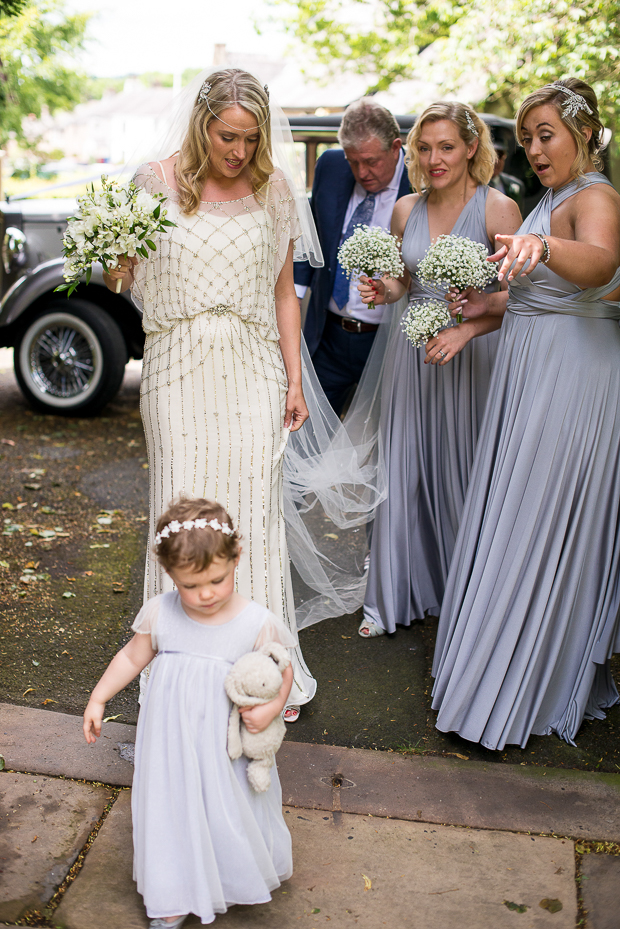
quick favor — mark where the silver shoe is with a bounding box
[149,917,188,928]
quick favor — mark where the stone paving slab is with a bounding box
[52,794,577,929]
[278,742,620,842]
[4,704,620,842]
[0,703,135,786]
[0,771,110,924]
[580,853,620,929]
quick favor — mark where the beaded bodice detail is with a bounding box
[131,164,301,341]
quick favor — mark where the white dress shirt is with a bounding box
[295,150,406,324]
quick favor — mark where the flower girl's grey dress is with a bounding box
[131,591,294,923]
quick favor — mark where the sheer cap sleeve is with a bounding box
[128,163,162,307]
[131,595,162,651]
[253,609,297,651]
[267,170,302,282]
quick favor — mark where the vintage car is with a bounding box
[0,113,539,417]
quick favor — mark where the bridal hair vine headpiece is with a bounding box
[464,111,478,138]
[155,518,234,546]
[197,78,270,130]
[549,83,593,119]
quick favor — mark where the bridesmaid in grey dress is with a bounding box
[358,102,521,636]
[432,79,620,749]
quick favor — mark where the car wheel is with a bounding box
[14,299,128,416]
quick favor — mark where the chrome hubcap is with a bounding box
[30,325,95,398]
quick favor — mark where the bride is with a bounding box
[105,69,319,721]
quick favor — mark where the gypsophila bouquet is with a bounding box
[337,224,405,309]
[401,299,452,349]
[417,234,498,322]
[55,176,175,296]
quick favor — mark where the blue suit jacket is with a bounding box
[294,148,411,356]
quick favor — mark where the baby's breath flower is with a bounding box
[418,234,498,293]
[338,224,405,281]
[55,175,176,297]
[401,300,452,348]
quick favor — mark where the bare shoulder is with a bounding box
[392,193,420,236]
[485,185,522,237]
[571,179,620,215]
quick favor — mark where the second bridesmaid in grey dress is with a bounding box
[358,102,521,636]
[432,79,620,749]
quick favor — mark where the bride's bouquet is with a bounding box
[417,234,498,323]
[56,176,175,296]
[337,224,405,310]
[401,299,452,349]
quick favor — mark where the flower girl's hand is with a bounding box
[240,703,279,734]
[358,275,387,305]
[83,698,105,744]
[285,383,309,432]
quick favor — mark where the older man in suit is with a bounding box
[294,98,410,416]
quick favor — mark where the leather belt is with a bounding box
[327,310,379,333]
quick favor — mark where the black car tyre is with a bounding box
[14,299,127,416]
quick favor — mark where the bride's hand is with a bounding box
[493,233,546,282]
[285,383,309,432]
[104,254,137,292]
[358,275,387,305]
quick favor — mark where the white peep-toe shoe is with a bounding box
[149,916,188,928]
[358,618,385,638]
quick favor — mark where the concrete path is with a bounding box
[2,703,620,928]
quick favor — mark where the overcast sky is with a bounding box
[66,0,290,77]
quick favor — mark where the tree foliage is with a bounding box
[271,0,620,132]
[268,0,462,92]
[0,0,90,146]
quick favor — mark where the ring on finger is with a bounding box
[437,350,446,359]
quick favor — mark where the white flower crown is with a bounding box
[155,518,235,546]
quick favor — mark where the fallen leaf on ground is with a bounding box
[62,591,76,598]
[31,836,38,843]
[503,901,528,913]
[1,438,16,446]
[23,687,35,696]
[83,571,94,576]
[103,714,122,722]
[362,874,372,891]
[539,899,562,913]
[42,699,57,705]
[323,533,339,540]
[0,560,9,569]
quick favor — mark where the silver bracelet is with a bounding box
[531,232,551,264]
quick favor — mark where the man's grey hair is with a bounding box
[338,98,401,151]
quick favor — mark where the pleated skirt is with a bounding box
[432,309,620,749]
[364,322,499,631]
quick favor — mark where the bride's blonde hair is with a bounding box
[175,69,274,215]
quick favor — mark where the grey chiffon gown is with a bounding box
[432,173,620,750]
[131,593,295,923]
[363,185,499,631]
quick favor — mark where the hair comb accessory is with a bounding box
[549,83,593,119]
[464,111,478,137]
[155,517,234,545]
[198,80,212,104]
[264,84,269,99]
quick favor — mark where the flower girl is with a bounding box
[83,498,295,928]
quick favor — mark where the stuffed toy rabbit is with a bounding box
[224,641,291,792]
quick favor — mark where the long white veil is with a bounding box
[126,64,389,628]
